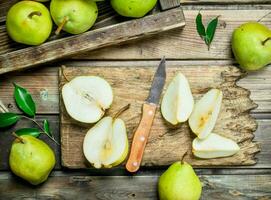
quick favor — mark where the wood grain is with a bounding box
[160,0,180,10]
[59,65,259,168]
[1,60,269,112]
[73,10,271,60]
[0,7,185,75]
[0,172,270,199]
[0,116,270,170]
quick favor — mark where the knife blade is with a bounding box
[126,58,166,173]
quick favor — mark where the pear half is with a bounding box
[62,76,113,123]
[83,116,129,168]
[161,73,194,125]
[189,89,222,139]
[192,133,240,159]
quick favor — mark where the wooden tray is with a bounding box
[0,1,185,75]
[59,64,260,169]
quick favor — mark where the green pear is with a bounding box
[232,22,271,71]
[6,1,52,45]
[9,135,56,185]
[34,0,50,2]
[158,162,202,200]
[111,0,157,18]
[50,0,98,35]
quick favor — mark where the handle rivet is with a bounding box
[148,110,153,115]
[133,162,138,167]
[140,136,145,141]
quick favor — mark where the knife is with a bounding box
[126,57,166,173]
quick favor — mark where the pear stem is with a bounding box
[262,37,271,45]
[113,104,130,119]
[28,11,42,19]
[12,132,25,144]
[55,16,68,35]
[181,150,188,164]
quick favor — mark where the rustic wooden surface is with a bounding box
[0,0,271,198]
[60,65,259,168]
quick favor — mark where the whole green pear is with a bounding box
[232,22,271,71]
[6,1,52,45]
[50,0,98,34]
[158,162,202,200]
[34,0,50,2]
[111,0,157,18]
[9,135,56,185]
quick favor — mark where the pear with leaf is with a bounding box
[0,83,58,185]
[9,135,56,185]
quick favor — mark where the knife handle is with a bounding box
[126,103,157,173]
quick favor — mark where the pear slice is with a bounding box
[188,89,222,139]
[161,73,194,125]
[83,116,129,168]
[192,133,240,159]
[62,76,113,123]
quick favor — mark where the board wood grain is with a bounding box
[0,61,270,115]
[0,172,270,199]
[72,10,271,60]
[59,65,259,169]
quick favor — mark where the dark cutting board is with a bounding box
[59,64,260,169]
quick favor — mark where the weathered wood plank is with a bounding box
[59,65,259,168]
[0,172,270,200]
[0,8,185,75]
[73,10,271,60]
[0,61,270,114]
[0,116,269,170]
[160,0,180,10]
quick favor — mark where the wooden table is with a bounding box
[0,1,271,199]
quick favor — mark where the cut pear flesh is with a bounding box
[83,116,129,168]
[161,73,194,125]
[62,76,113,123]
[192,133,240,159]
[189,89,222,139]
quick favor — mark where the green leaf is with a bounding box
[43,119,52,137]
[205,16,219,46]
[196,12,206,38]
[0,113,20,128]
[15,128,40,137]
[13,83,36,117]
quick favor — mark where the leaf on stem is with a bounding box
[196,12,206,39]
[15,128,40,137]
[0,113,20,128]
[13,83,36,117]
[205,16,219,48]
[43,119,52,137]
[195,11,219,50]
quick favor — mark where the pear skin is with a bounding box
[111,0,157,18]
[158,162,202,200]
[6,1,52,45]
[232,22,271,71]
[50,0,98,34]
[9,135,56,185]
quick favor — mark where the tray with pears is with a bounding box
[0,0,185,74]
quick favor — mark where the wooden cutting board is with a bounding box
[59,64,260,169]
